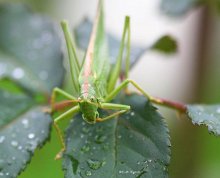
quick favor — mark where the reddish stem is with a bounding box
[150,96,187,113]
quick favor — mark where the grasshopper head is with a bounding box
[79,96,99,124]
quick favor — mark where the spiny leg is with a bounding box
[51,87,77,111]
[105,79,152,103]
[96,102,130,122]
[53,105,80,160]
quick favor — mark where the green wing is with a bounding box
[79,0,110,99]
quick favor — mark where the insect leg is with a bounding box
[96,103,130,122]
[107,16,130,93]
[100,102,130,110]
[61,21,80,94]
[53,105,80,160]
[105,79,151,102]
[96,110,127,122]
[51,87,77,111]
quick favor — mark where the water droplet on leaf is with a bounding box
[11,141,18,147]
[81,145,90,153]
[28,133,35,139]
[21,119,29,128]
[82,127,90,133]
[87,159,105,170]
[95,135,107,144]
[12,68,24,79]
[0,136,5,143]
[85,170,92,176]
[216,108,220,114]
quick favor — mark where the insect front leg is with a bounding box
[51,87,77,112]
[96,103,130,122]
[105,79,152,103]
[53,105,80,160]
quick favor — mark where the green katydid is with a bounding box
[50,1,186,160]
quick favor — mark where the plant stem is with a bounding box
[150,96,187,113]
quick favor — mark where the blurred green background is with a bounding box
[1,0,219,177]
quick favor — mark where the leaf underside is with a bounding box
[160,0,201,16]
[63,94,170,178]
[187,104,220,136]
[0,4,64,94]
[0,4,64,177]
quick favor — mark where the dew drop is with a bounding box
[87,159,105,170]
[41,130,45,134]
[18,146,23,150]
[82,122,86,126]
[119,170,123,174]
[130,112,135,116]
[216,108,220,114]
[0,136,5,143]
[11,141,18,147]
[95,135,107,144]
[81,145,90,153]
[82,127,90,133]
[22,119,29,128]
[85,170,92,176]
[117,135,122,139]
[0,172,4,176]
[12,68,24,79]
[28,133,35,139]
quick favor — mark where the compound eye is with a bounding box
[90,97,95,102]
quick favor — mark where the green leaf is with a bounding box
[160,0,202,16]
[63,94,170,178]
[0,90,34,128]
[187,105,220,136]
[151,35,177,54]
[74,18,147,70]
[0,4,64,177]
[0,109,51,177]
[0,4,64,94]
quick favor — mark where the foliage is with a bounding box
[0,2,220,178]
[0,4,64,177]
